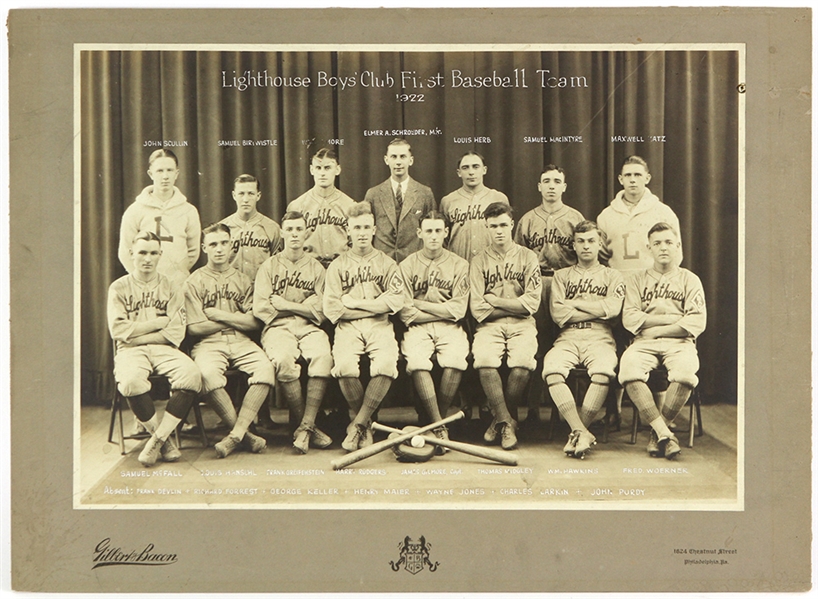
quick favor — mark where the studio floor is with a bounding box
[77,397,740,510]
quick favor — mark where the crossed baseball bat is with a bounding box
[330,410,518,470]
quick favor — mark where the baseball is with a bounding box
[410,436,426,448]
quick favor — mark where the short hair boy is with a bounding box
[287,148,357,268]
[253,211,334,453]
[469,202,542,450]
[542,221,625,458]
[219,174,282,280]
[618,222,706,459]
[108,231,202,467]
[184,223,275,458]
[440,152,510,261]
[323,201,405,451]
[399,210,471,448]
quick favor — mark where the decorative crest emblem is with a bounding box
[390,535,439,574]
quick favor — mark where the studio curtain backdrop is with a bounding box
[81,49,739,405]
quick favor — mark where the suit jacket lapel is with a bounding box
[377,180,397,229]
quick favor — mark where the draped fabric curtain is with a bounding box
[81,49,739,405]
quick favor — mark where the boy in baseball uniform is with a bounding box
[543,221,625,458]
[440,152,510,262]
[254,211,334,453]
[108,231,201,467]
[220,174,281,280]
[287,148,356,268]
[515,165,585,424]
[399,210,470,449]
[118,148,201,291]
[364,138,436,264]
[324,202,405,451]
[618,222,706,459]
[184,223,274,459]
[470,202,542,450]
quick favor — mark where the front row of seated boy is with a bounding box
[108,202,705,467]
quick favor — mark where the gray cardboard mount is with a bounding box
[8,7,811,592]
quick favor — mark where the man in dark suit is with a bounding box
[364,138,436,264]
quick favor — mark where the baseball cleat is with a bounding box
[342,423,366,452]
[359,426,374,449]
[138,435,163,467]
[647,430,663,457]
[242,431,267,454]
[483,417,499,444]
[663,435,681,460]
[573,430,597,459]
[432,426,449,455]
[563,431,580,455]
[215,435,242,459]
[160,437,182,462]
[500,421,518,451]
[310,427,333,449]
[293,427,311,454]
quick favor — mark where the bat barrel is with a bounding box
[370,422,517,466]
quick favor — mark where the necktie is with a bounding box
[395,184,403,218]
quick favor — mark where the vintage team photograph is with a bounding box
[75,45,742,509]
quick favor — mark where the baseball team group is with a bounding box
[107,137,706,469]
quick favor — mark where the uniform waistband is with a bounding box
[565,321,609,330]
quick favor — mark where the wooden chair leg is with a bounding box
[548,404,558,440]
[116,395,126,455]
[108,395,118,445]
[687,399,695,448]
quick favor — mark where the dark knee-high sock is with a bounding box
[412,371,442,423]
[478,368,512,424]
[338,377,365,416]
[155,389,196,441]
[625,381,672,437]
[505,368,530,422]
[279,380,305,425]
[126,392,156,423]
[661,382,693,423]
[438,368,462,418]
[204,388,237,428]
[355,375,392,425]
[302,377,329,427]
[233,384,270,439]
[580,383,609,427]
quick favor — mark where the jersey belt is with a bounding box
[540,268,555,276]
[565,321,606,330]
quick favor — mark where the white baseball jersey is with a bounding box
[440,187,509,261]
[184,265,255,341]
[597,189,682,272]
[287,188,356,266]
[253,253,326,331]
[550,263,625,329]
[399,249,470,325]
[469,243,542,324]
[323,248,404,322]
[514,203,585,275]
[219,212,281,280]
[108,272,186,351]
[622,267,706,339]
[324,248,404,379]
[118,186,201,289]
